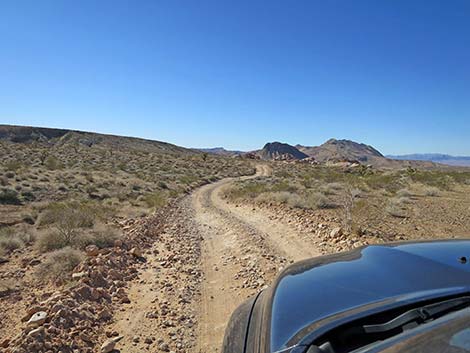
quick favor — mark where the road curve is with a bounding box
[193,165,320,352]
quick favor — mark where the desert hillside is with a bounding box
[1,125,470,352]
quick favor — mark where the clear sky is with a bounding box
[1,1,469,154]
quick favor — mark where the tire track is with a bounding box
[193,165,320,352]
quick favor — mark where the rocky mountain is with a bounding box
[197,147,243,157]
[257,142,308,161]
[0,124,193,155]
[387,153,470,167]
[249,139,442,168]
[297,139,384,164]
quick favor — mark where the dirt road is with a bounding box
[112,165,321,352]
[193,165,320,352]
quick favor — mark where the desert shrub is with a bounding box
[157,181,169,189]
[0,279,16,294]
[424,186,440,197]
[255,190,336,210]
[73,228,118,249]
[386,198,408,218]
[39,201,102,227]
[143,191,167,209]
[44,156,62,170]
[87,229,118,248]
[363,172,404,193]
[0,236,22,254]
[0,189,21,205]
[256,191,304,208]
[37,201,111,252]
[17,227,36,244]
[0,177,8,186]
[37,230,70,252]
[227,181,270,199]
[270,180,297,193]
[321,182,344,195]
[0,227,34,254]
[4,161,23,172]
[310,192,337,209]
[396,188,412,197]
[396,196,412,204]
[36,247,83,283]
[20,190,35,201]
[408,171,454,190]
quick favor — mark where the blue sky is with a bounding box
[1,1,469,154]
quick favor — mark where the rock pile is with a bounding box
[3,206,170,353]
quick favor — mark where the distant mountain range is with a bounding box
[201,139,455,169]
[387,154,470,167]
[254,139,441,168]
[197,147,243,157]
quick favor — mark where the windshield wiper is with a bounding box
[363,296,470,334]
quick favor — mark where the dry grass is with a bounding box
[36,247,84,283]
[0,226,36,255]
[424,186,440,197]
[226,162,470,240]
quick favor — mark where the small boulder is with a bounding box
[330,227,343,238]
[85,245,100,256]
[27,311,47,328]
[101,335,123,353]
[130,247,142,258]
[72,271,88,280]
[27,326,45,338]
[0,339,10,348]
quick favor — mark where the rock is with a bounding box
[145,311,158,319]
[29,259,41,266]
[27,311,47,328]
[120,295,131,304]
[159,342,170,351]
[101,336,123,353]
[330,227,343,238]
[27,326,45,338]
[22,305,46,322]
[98,308,112,321]
[130,247,142,258]
[74,284,93,300]
[72,271,88,280]
[90,288,102,301]
[85,245,100,256]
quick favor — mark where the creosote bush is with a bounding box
[37,200,117,252]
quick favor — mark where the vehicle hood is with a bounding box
[268,240,470,352]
